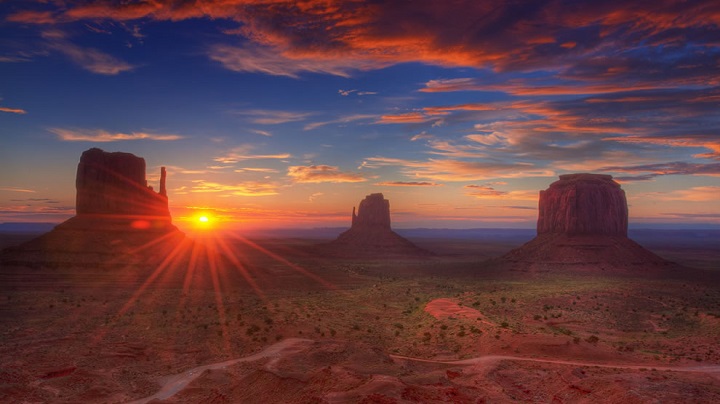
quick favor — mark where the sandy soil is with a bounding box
[1,234,719,402]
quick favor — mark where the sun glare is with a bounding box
[199,216,209,223]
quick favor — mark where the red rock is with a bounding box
[352,193,391,230]
[537,174,627,236]
[76,148,169,218]
[324,193,430,257]
[502,173,671,270]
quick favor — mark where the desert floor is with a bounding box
[1,231,719,403]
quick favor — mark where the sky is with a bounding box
[1,0,719,231]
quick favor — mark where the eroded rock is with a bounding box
[323,193,430,257]
[537,174,627,236]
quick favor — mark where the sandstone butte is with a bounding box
[1,148,182,267]
[502,173,670,269]
[324,193,430,257]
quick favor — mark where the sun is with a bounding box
[191,213,215,231]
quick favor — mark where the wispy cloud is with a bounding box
[634,186,720,202]
[209,45,381,78]
[375,181,442,187]
[50,128,182,142]
[287,165,366,183]
[0,106,26,114]
[250,129,273,137]
[214,146,291,164]
[0,187,36,193]
[232,109,312,125]
[42,30,135,75]
[189,180,278,196]
[363,157,554,182]
[465,184,537,200]
[304,114,376,130]
[234,167,279,173]
[601,161,720,181]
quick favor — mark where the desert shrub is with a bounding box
[585,335,600,344]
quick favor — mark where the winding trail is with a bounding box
[389,353,720,374]
[126,338,314,404]
[127,338,720,403]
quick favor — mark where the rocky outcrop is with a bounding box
[0,149,182,268]
[501,174,670,270]
[352,193,391,229]
[76,148,169,218]
[537,174,627,236]
[322,193,430,257]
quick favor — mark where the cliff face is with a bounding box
[537,174,627,236]
[501,173,670,270]
[352,193,391,230]
[75,148,169,217]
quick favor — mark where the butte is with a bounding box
[501,174,671,271]
[1,148,184,269]
[322,193,430,257]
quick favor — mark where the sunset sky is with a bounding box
[1,0,718,231]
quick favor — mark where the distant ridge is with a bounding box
[0,222,58,234]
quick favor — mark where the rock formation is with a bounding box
[323,193,430,257]
[502,174,669,270]
[537,174,627,236]
[1,148,182,268]
[352,193,391,229]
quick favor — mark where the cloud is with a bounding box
[42,30,135,75]
[50,128,182,142]
[634,186,720,202]
[213,146,291,164]
[375,181,442,187]
[250,129,272,137]
[232,109,312,125]
[7,1,718,87]
[304,114,376,130]
[189,180,278,196]
[209,44,380,78]
[0,187,35,193]
[234,167,279,173]
[339,89,377,96]
[465,184,538,200]
[287,165,366,183]
[0,106,26,114]
[605,135,720,161]
[600,161,720,180]
[309,192,324,202]
[376,112,438,124]
[363,157,554,182]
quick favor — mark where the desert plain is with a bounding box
[1,228,719,403]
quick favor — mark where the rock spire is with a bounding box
[323,193,430,257]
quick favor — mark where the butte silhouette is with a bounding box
[501,174,670,270]
[322,193,430,257]
[2,148,183,268]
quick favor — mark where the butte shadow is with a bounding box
[498,174,676,273]
[1,148,184,270]
[317,193,431,258]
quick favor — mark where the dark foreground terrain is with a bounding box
[1,229,719,403]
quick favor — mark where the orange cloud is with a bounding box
[363,157,554,182]
[0,106,26,114]
[214,146,291,164]
[287,165,366,183]
[375,181,442,187]
[51,128,182,142]
[376,112,434,124]
[189,180,278,196]
[633,186,720,202]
